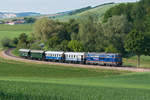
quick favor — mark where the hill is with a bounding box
[53,3,116,21]
[0,12,40,19]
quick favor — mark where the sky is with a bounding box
[0,0,139,14]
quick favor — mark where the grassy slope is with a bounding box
[1,57,150,100]
[0,24,33,47]
[55,4,115,22]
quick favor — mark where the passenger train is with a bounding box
[19,49,122,66]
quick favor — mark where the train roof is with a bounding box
[45,51,64,54]
[19,49,30,52]
[65,52,85,55]
[30,50,44,53]
[87,52,121,55]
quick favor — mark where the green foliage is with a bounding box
[34,18,61,41]
[17,33,29,49]
[24,17,36,23]
[12,37,18,46]
[1,37,11,48]
[103,15,131,55]
[30,42,43,50]
[58,40,69,51]
[78,16,99,52]
[46,36,60,50]
[124,29,150,67]
[68,40,83,52]
[125,30,150,56]
[105,44,118,53]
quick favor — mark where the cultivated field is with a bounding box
[0,24,33,47]
[0,57,150,100]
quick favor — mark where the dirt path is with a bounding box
[1,49,150,72]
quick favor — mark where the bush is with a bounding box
[1,37,11,48]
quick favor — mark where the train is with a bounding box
[19,49,122,66]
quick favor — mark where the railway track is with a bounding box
[1,48,150,72]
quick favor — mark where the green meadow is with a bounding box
[0,57,150,100]
[0,24,33,47]
[123,55,150,68]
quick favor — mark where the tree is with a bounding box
[34,18,69,42]
[34,18,57,41]
[17,33,29,48]
[68,40,83,52]
[124,30,150,67]
[102,15,131,55]
[46,36,59,50]
[78,15,98,52]
[24,17,36,23]
[58,40,69,51]
[12,37,18,47]
[105,44,118,53]
[1,37,11,48]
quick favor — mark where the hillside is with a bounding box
[52,3,116,21]
[0,12,40,19]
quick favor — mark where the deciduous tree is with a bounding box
[124,30,150,67]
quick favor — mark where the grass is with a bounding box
[123,55,150,68]
[0,57,150,100]
[55,4,115,22]
[0,24,33,48]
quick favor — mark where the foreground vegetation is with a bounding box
[1,57,150,100]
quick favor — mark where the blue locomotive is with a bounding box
[19,49,122,66]
[86,53,122,66]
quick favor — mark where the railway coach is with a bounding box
[64,52,86,63]
[30,50,45,60]
[19,49,30,59]
[45,51,65,62]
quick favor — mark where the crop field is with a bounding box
[0,24,33,47]
[0,57,150,100]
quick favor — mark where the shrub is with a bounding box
[1,37,11,48]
